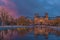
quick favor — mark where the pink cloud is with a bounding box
[0,6,18,18]
[0,0,18,18]
[2,0,16,7]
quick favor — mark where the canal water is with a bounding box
[1,26,60,40]
[2,30,60,40]
[11,32,60,40]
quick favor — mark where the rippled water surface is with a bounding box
[2,31,60,40]
[1,26,60,40]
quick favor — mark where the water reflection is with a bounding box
[0,30,3,40]
[2,25,60,40]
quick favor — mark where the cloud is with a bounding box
[0,0,18,18]
[2,0,16,7]
[46,0,60,5]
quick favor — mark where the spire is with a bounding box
[45,12,48,20]
[34,13,40,18]
[45,12,48,15]
[45,12,48,18]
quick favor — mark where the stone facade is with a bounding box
[34,13,48,25]
[34,13,60,25]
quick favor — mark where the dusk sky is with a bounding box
[0,0,60,18]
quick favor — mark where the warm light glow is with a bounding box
[40,19,43,22]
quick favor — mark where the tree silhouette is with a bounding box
[0,8,9,26]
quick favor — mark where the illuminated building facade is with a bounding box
[34,12,60,25]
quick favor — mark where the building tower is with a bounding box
[34,13,40,24]
[34,13,40,18]
[45,12,48,20]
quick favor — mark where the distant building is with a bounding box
[34,12,60,25]
[34,12,48,25]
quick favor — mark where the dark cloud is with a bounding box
[0,0,60,17]
[14,0,60,17]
